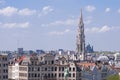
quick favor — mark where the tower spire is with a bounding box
[79,9,83,25]
[76,9,85,61]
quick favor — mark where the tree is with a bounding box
[107,74,120,80]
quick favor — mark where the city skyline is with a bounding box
[0,0,120,51]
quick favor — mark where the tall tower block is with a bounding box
[76,9,85,61]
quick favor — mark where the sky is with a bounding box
[0,0,120,51]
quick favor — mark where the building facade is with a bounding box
[8,53,82,80]
[0,53,8,80]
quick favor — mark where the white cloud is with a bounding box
[3,23,17,28]
[41,18,78,27]
[18,22,30,28]
[43,6,53,12]
[85,5,96,12]
[41,16,93,27]
[49,29,71,35]
[18,8,36,16]
[84,19,92,24]
[0,22,30,28]
[99,25,111,32]
[105,8,111,12]
[84,16,93,24]
[39,6,54,16]
[85,25,113,33]
[118,9,120,13]
[0,6,37,16]
[0,6,18,16]
[0,6,54,17]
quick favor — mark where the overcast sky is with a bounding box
[0,0,120,51]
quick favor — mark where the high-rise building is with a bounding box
[0,53,8,80]
[76,9,85,61]
[18,48,24,56]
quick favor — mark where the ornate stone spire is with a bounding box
[76,9,85,61]
[79,9,83,25]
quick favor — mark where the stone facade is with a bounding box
[8,53,116,80]
[8,53,82,80]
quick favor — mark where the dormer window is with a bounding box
[62,61,64,64]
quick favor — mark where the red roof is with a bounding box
[16,56,25,63]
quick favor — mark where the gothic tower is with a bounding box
[76,9,85,61]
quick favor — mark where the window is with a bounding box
[2,57,4,61]
[3,75,5,79]
[62,61,64,64]
[48,61,50,64]
[48,73,50,77]
[62,67,64,71]
[29,67,31,71]
[3,64,5,67]
[73,73,75,77]
[55,67,57,71]
[32,67,34,71]
[31,61,34,65]
[69,67,71,71]
[48,67,51,71]
[51,73,53,77]
[59,67,61,71]
[69,73,71,77]
[38,73,40,77]
[4,57,7,61]
[19,73,27,77]
[51,60,54,64]
[19,67,27,71]
[51,67,53,71]
[73,67,75,71]
[62,73,64,77]
[35,73,37,77]
[38,67,40,71]
[59,73,61,77]
[45,61,47,64]
[29,73,30,77]
[45,67,47,71]
[3,69,5,73]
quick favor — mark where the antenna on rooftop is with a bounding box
[17,40,20,49]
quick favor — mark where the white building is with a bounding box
[114,53,120,61]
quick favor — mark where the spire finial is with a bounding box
[79,8,83,25]
[80,8,82,18]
